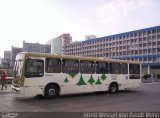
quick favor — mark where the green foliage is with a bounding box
[156,73,160,79]
[142,74,151,79]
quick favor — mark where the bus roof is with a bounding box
[21,52,140,64]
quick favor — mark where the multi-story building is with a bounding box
[11,46,23,67]
[4,51,11,60]
[63,26,160,74]
[23,41,51,53]
[3,51,11,68]
[0,58,3,67]
[85,35,97,40]
[47,33,72,54]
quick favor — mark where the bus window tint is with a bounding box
[46,58,61,73]
[129,64,140,74]
[25,59,44,78]
[62,59,79,74]
[110,62,121,74]
[121,63,128,74]
[96,62,109,74]
[80,61,95,74]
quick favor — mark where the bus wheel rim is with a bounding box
[48,89,56,96]
[111,86,116,92]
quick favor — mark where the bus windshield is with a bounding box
[25,59,44,78]
[13,60,24,79]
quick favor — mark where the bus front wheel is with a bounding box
[109,83,118,94]
[44,85,59,99]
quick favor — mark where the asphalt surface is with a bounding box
[0,83,160,118]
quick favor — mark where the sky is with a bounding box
[0,0,160,57]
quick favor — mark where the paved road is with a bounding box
[0,83,160,113]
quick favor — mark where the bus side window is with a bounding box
[129,64,140,79]
[129,64,140,74]
[46,58,61,73]
[80,61,95,74]
[96,62,109,74]
[62,59,79,74]
[121,63,128,74]
[109,62,121,74]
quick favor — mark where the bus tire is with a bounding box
[109,83,118,94]
[44,85,59,99]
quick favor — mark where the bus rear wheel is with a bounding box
[44,85,59,99]
[109,83,118,94]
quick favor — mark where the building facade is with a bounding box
[85,35,97,40]
[47,33,72,54]
[0,58,4,68]
[23,41,51,53]
[3,51,11,68]
[63,26,160,74]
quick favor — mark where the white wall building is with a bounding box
[46,34,72,54]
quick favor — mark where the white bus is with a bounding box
[12,52,141,98]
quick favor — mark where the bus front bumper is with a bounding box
[11,84,21,93]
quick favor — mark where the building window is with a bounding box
[143,31,146,35]
[147,30,151,34]
[152,30,156,33]
[148,49,151,53]
[143,43,147,47]
[152,48,157,53]
[153,57,156,61]
[143,49,147,54]
[144,57,147,61]
[148,43,151,46]
[148,57,152,61]
[152,42,156,46]
[135,50,138,55]
[139,44,142,47]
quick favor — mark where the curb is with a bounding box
[141,82,160,86]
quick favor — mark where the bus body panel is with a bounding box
[15,74,140,97]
